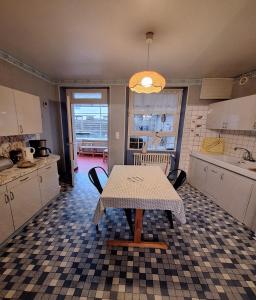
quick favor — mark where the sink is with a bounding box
[230,160,256,170]
[212,155,256,171]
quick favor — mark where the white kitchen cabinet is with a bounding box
[0,185,14,244]
[14,90,43,134]
[205,164,223,206]
[218,169,254,222]
[227,95,256,130]
[38,163,60,206]
[206,94,256,130]
[7,171,42,230]
[206,100,231,129]
[188,156,208,192]
[188,154,255,228]
[0,85,19,136]
[243,183,256,231]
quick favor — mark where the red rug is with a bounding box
[76,155,107,173]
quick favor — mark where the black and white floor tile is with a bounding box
[0,172,255,300]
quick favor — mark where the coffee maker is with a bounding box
[29,139,52,157]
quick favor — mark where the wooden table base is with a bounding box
[107,209,168,250]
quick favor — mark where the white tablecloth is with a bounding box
[93,165,186,225]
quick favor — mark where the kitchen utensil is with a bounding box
[17,160,36,168]
[0,156,13,171]
[9,149,23,164]
[23,147,35,161]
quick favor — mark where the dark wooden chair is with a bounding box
[88,167,134,234]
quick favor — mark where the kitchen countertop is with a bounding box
[191,152,256,181]
[0,154,60,186]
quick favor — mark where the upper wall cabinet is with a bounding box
[0,85,19,136]
[0,85,43,136]
[14,90,42,134]
[200,78,233,99]
[206,94,256,130]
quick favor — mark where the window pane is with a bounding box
[73,104,108,140]
[133,114,175,132]
[129,136,175,150]
[73,92,102,99]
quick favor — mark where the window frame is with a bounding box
[127,89,183,150]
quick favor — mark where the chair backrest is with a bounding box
[168,168,187,190]
[88,166,108,194]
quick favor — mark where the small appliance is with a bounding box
[29,139,52,157]
[9,149,23,164]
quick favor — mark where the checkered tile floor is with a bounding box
[0,172,255,300]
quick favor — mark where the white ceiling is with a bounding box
[0,0,256,81]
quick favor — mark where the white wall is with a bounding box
[108,85,127,170]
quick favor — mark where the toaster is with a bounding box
[0,157,14,172]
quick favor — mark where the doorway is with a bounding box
[66,88,109,185]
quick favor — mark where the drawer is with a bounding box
[38,162,58,176]
[6,170,37,189]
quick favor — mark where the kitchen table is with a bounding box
[93,165,186,249]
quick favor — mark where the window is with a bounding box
[73,92,102,100]
[73,104,108,140]
[128,89,182,150]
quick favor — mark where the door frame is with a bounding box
[59,86,110,185]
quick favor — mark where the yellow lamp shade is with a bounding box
[129,71,166,94]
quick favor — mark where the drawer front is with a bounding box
[6,170,37,190]
[38,162,58,176]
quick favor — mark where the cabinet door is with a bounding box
[219,170,254,222]
[0,191,14,244]
[244,183,256,230]
[206,101,230,130]
[227,95,256,130]
[8,174,42,230]
[188,157,208,192]
[205,164,223,205]
[0,85,19,136]
[38,163,60,206]
[14,90,43,134]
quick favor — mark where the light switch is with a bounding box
[115,131,120,139]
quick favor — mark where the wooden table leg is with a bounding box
[107,209,168,249]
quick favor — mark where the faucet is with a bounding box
[234,147,255,162]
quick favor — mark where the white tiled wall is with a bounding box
[179,105,256,172]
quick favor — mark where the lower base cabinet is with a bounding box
[7,171,42,230]
[38,163,60,206]
[218,169,253,222]
[0,187,14,243]
[188,155,256,229]
[0,161,60,244]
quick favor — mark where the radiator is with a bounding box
[133,153,171,175]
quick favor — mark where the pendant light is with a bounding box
[129,32,166,94]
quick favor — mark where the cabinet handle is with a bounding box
[4,194,10,204]
[39,175,43,183]
[19,125,23,134]
[220,173,224,180]
[211,169,218,174]
[20,176,29,182]
[204,166,208,172]
[10,191,14,201]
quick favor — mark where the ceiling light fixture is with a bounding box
[129,32,166,94]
